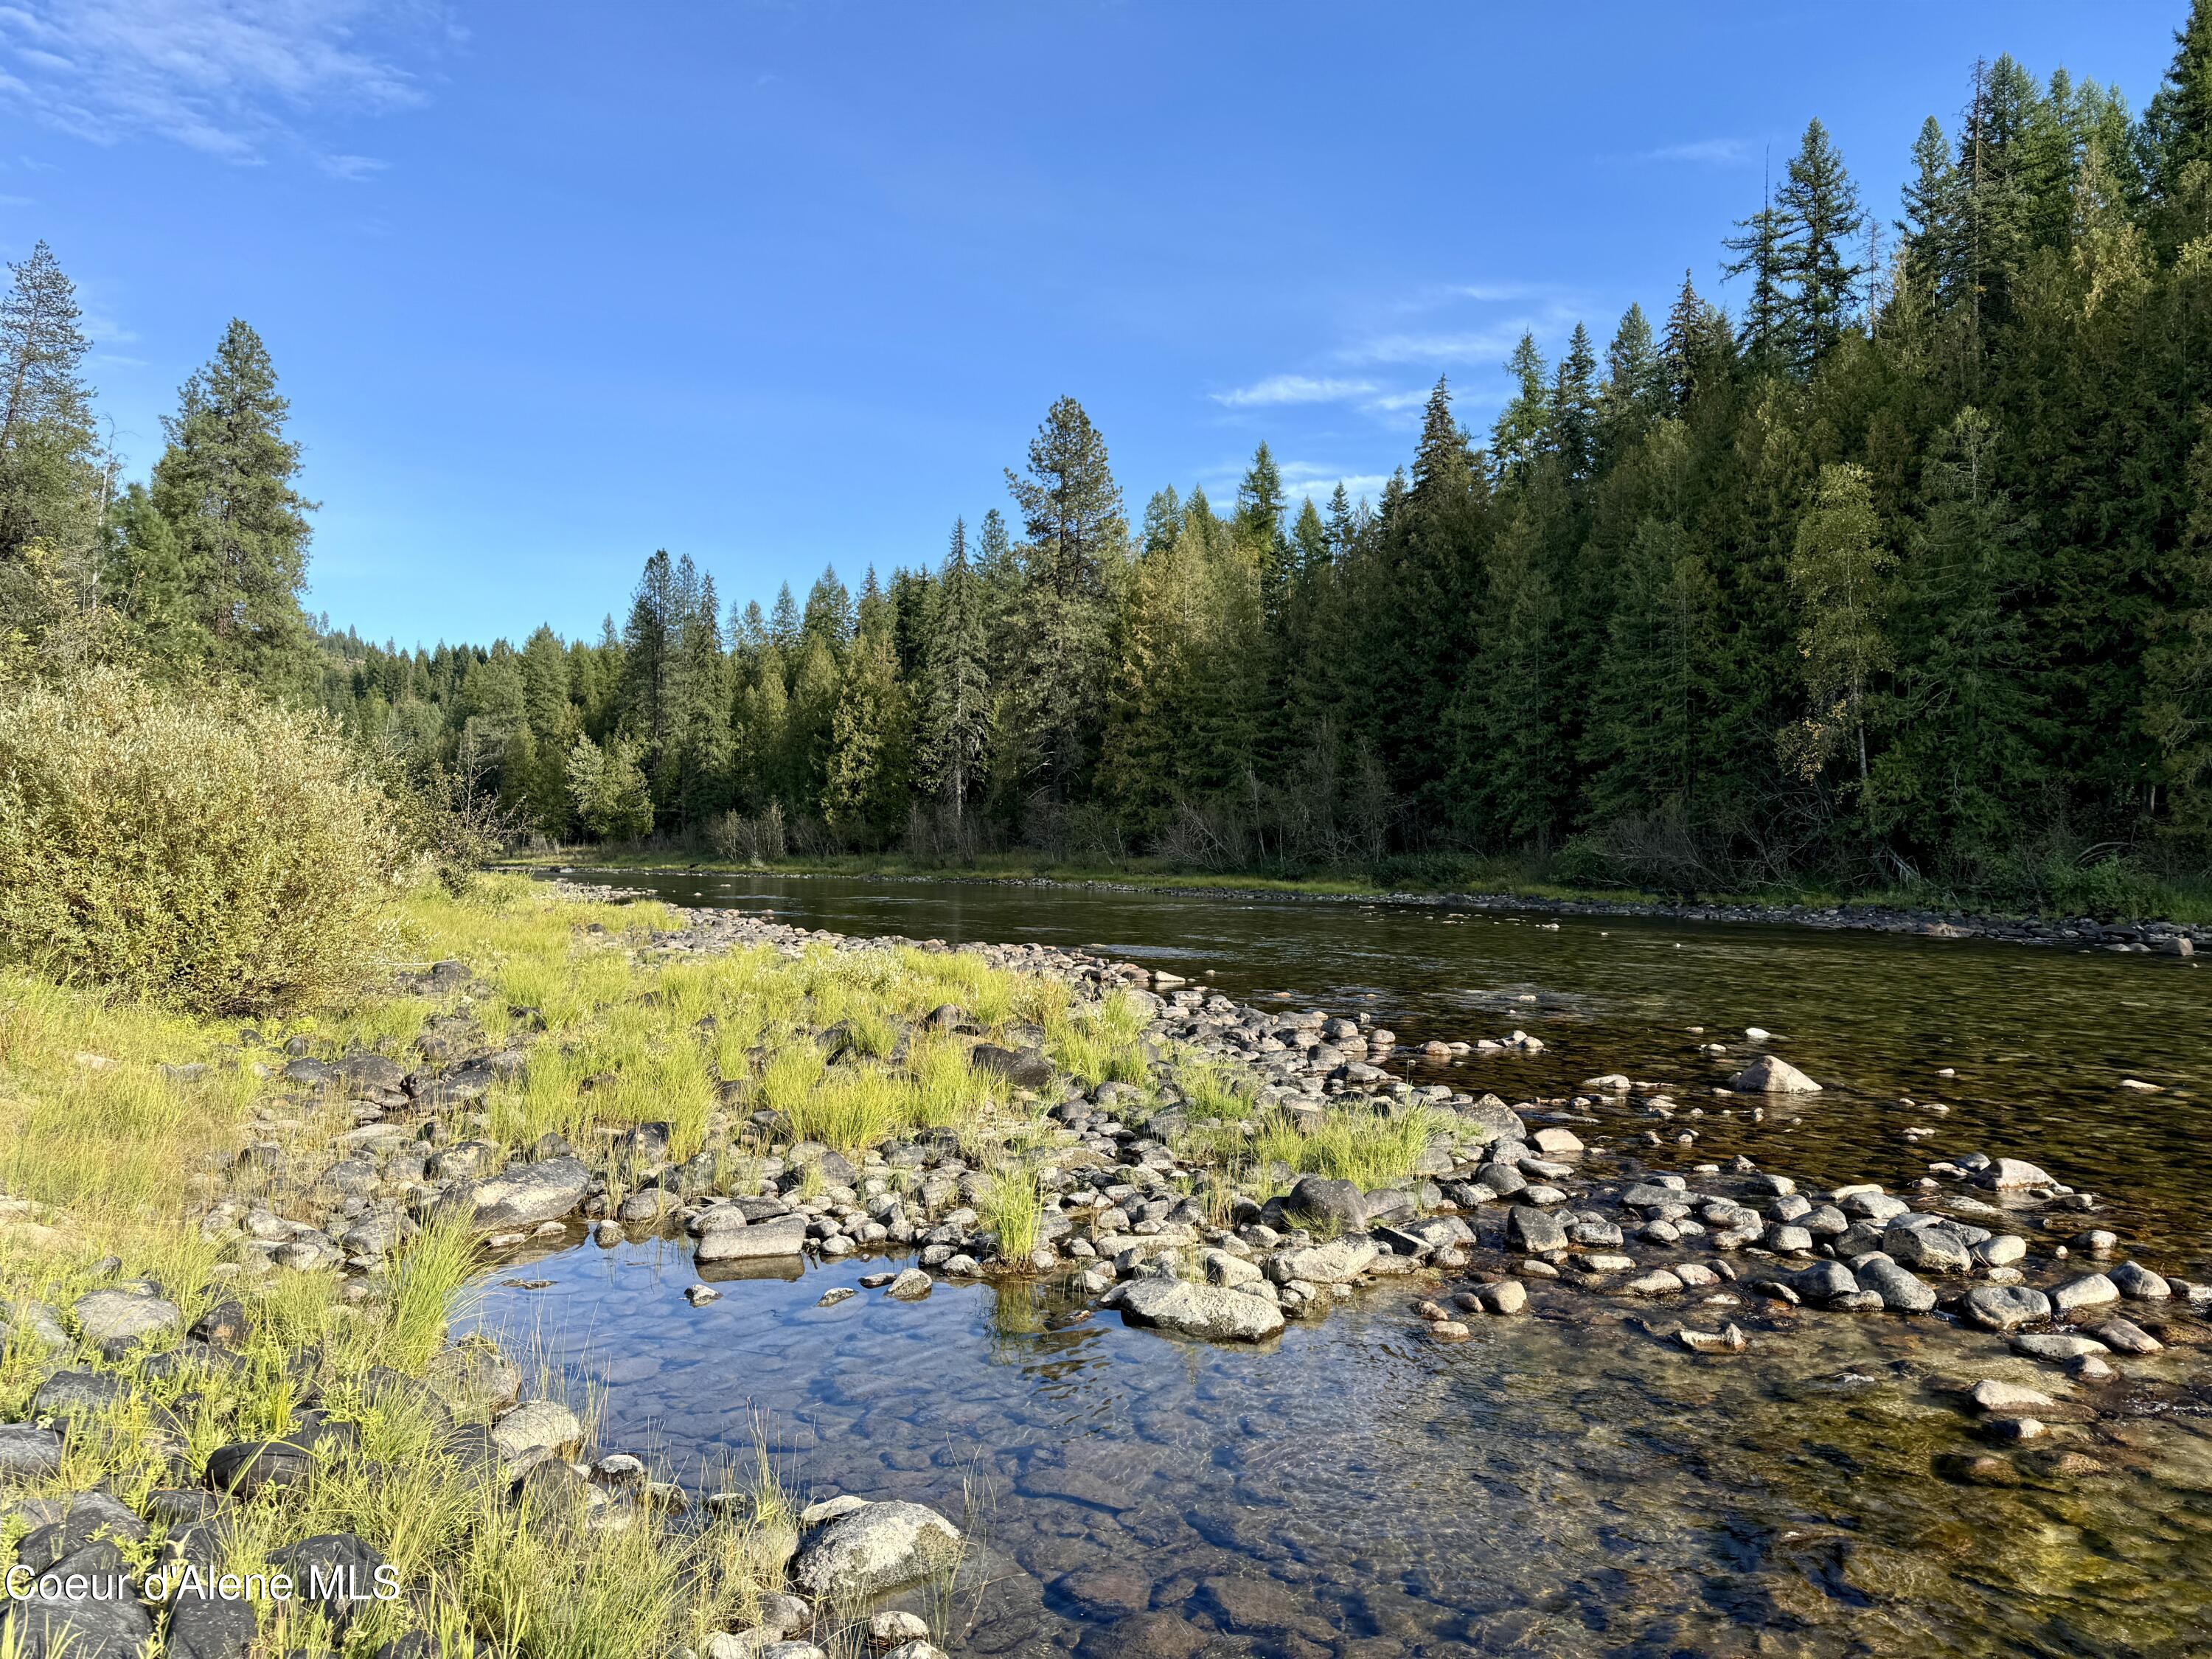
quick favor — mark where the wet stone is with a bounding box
[2051,1273,2121,1315]
[1961,1285,2051,1331]
[2087,1317,2163,1355]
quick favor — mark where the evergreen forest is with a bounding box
[16,10,2212,911]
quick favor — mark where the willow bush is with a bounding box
[0,666,403,1015]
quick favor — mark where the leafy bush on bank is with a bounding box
[0,665,404,1015]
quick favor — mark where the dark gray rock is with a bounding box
[1284,1175,1366,1232]
[204,1438,319,1496]
[164,1593,258,1659]
[1506,1206,1569,1253]
[30,1370,125,1419]
[468,1155,591,1231]
[1885,1223,1973,1274]
[1962,1284,2053,1331]
[611,1121,672,1165]
[969,1046,1054,1091]
[1856,1256,1938,1313]
[0,1422,63,1478]
[333,1054,408,1093]
[188,1301,248,1348]
[1790,1262,1860,1305]
[2,1568,154,1658]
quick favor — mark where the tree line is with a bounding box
[13,6,2212,904]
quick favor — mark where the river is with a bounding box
[474,870,2212,1658]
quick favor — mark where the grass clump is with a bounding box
[0,665,404,1015]
[1251,1102,1447,1190]
[1046,989,1150,1085]
[976,1162,1043,1264]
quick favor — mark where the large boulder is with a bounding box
[468,1156,591,1231]
[2,1578,154,1658]
[1729,1054,1822,1093]
[163,1591,259,1659]
[1979,1158,2055,1190]
[1116,1278,1284,1343]
[490,1399,584,1477]
[1455,1096,1525,1145]
[791,1500,962,1601]
[1506,1206,1569,1254]
[72,1288,180,1357]
[1266,1237,1376,1286]
[1856,1256,1938,1313]
[697,1215,810,1263]
[1962,1284,2052,1332]
[1884,1224,1972,1275]
[29,1371,125,1419]
[1283,1176,1366,1232]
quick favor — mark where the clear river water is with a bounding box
[473,872,2212,1659]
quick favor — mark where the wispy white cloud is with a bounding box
[0,1,441,161]
[318,151,388,181]
[1447,282,1546,303]
[1279,461,1390,501]
[1191,458,1394,512]
[1640,138,1752,167]
[77,308,136,346]
[1339,325,1530,368]
[1211,373,1377,408]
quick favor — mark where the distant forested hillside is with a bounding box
[15,7,2212,908]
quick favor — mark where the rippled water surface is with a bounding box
[479,872,2212,1657]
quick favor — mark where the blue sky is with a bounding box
[0,1,2184,647]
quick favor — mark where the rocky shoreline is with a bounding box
[5,887,2208,1657]
[541,861,2211,957]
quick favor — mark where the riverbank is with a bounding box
[4,874,2208,1656]
[507,849,2212,955]
[0,880,822,1657]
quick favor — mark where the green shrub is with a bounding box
[0,666,402,1015]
